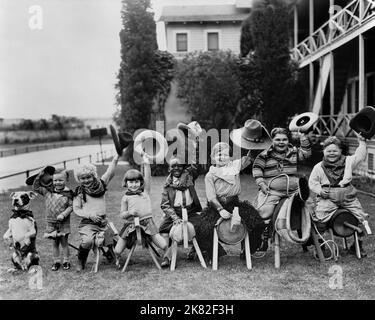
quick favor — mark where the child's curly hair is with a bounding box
[73,164,98,182]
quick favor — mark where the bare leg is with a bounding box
[151,234,167,250]
[114,238,127,268]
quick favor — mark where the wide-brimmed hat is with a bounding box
[177,121,203,138]
[110,125,133,156]
[289,112,319,132]
[25,166,56,186]
[216,219,246,245]
[349,106,375,139]
[169,222,196,243]
[230,119,272,150]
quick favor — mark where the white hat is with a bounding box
[289,112,318,132]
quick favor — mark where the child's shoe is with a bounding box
[115,257,121,270]
[51,262,61,271]
[186,247,197,261]
[62,262,71,270]
[258,225,270,252]
[161,257,170,268]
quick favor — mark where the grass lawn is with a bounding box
[0,164,374,300]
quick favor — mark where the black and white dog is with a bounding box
[3,191,40,271]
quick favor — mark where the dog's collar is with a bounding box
[11,209,34,219]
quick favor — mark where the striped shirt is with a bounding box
[252,135,311,187]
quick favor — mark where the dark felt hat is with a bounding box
[216,219,246,245]
[349,106,375,139]
[110,125,133,156]
[328,209,359,237]
[230,119,272,150]
[25,166,56,186]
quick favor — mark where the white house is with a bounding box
[158,1,251,57]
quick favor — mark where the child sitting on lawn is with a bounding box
[114,154,167,269]
[33,168,73,271]
[73,154,120,271]
[309,133,370,256]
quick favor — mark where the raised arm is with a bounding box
[185,164,200,181]
[350,135,367,169]
[142,154,151,195]
[101,154,120,185]
[240,150,253,170]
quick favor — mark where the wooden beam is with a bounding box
[359,33,365,110]
[330,53,335,130]
[309,0,314,35]
[294,4,298,48]
[299,18,375,68]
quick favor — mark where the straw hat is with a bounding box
[177,121,203,138]
[169,222,196,243]
[216,219,246,245]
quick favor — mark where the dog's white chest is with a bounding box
[9,218,34,244]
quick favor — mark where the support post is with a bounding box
[359,33,365,111]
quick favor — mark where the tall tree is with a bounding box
[115,0,175,132]
[176,50,242,130]
[239,0,306,129]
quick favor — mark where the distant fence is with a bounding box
[0,141,79,158]
[0,150,114,181]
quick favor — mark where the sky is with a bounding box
[0,0,235,120]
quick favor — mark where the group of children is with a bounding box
[28,126,371,272]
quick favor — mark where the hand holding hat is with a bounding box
[349,106,375,140]
[25,165,56,186]
[110,125,133,156]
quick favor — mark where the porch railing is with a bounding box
[312,113,356,137]
[292,0,375,66]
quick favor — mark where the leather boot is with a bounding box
[258,224,270,252]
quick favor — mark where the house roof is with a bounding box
[158,5,251,23]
